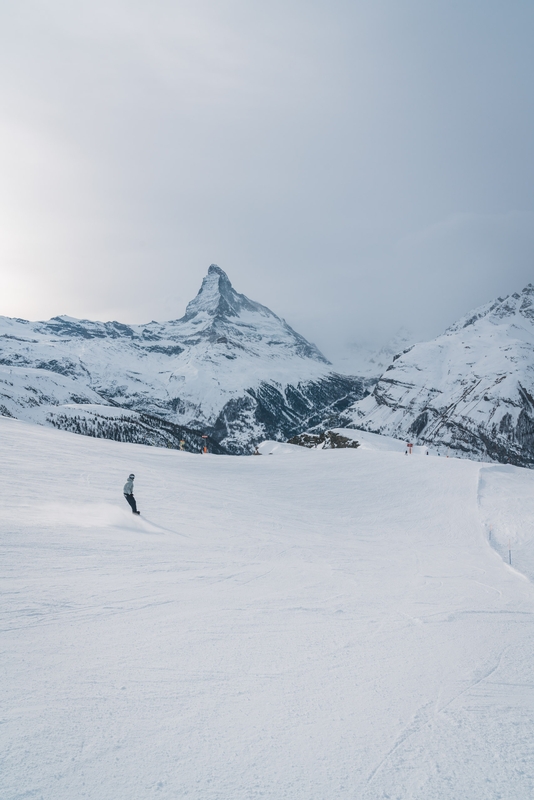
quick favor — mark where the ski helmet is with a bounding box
[129,473,135,479]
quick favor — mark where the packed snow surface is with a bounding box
[2,418,534,799]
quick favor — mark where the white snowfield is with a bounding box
[2,418,534,800]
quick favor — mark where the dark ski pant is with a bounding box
[124,493,138,513]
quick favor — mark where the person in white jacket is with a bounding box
[123,473,140,515]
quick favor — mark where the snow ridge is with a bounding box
[343,283,534,466]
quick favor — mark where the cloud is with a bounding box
[0,0,533,356]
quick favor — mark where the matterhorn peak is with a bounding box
[183,264,271,321]
[207,263,226,276]
[205,263,233,290]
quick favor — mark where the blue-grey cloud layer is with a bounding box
[0,0,533,359]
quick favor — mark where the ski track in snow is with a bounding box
[2,417,534,799]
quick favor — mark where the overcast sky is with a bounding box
[1,0,533,360]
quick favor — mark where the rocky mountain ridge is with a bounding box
[0,265,367,453]
[343,284,534,466]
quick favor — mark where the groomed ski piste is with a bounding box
[2,418,534,799]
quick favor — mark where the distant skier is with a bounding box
[123,473,140,515]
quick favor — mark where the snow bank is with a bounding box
[478,463,534,582]
[257,439,311,455]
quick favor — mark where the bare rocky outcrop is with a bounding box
[288,430,360,450]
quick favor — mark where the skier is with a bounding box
[123,473,140,515]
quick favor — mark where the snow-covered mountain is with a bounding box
[343,284,534,466]
[0,265,367,452]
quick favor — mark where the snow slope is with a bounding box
[344,284,534,466]
[2,418,534,799]
[0,265,366,453]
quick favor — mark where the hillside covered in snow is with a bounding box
[0,265,367,453]
[343,284,534,466]
[3,416,534,799]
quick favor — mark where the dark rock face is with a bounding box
[288,430,360,449]
[409,411,429,437]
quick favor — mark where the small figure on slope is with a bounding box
[123,473,140,515]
